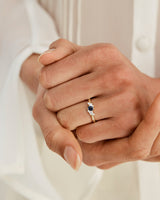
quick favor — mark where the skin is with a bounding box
[21,53,82,170]
[20,39,160,170]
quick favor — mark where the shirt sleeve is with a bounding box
[0,0,59,175]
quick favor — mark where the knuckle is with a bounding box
[57,38,69,45]
[39,68,50,88]
[59,38,77,51]
[43,91,58,112]
[50,38,72,49]
[111,66,131,85]
[57,38,76,51]
[95,43,118,61]
[32,102,40,121]
[57,111,72,130]
[97,66,133,91]
[96,43,115,54]
[89,44,108,59]
[45,131,54,150]
[44,128,59,153]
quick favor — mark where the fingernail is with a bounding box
[64,146,81,171]
[38,48,56,63]
[42,48,56,55]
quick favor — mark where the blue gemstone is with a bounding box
[88,106,93,111]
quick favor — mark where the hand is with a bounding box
[20,51,82,170]
[79,93,160,169]
[32,85,82,170]
[39,39,160,144]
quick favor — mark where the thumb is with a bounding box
[129,93,160,154]
[38,38,80,65]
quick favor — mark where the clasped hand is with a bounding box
[33,39,160,170]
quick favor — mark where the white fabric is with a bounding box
[0,0,61,199]
[0,0,160,200]
[132,0,159,77]
[0,0,58,173]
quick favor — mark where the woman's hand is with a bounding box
[21,38,160,171]
[79,93,160,169]
[39,39,160,144]
[32,85,82,170]
[20,50,82,170]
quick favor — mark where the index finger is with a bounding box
[39,46,94,89]
[38,38,79,66]
[39,43,117,89]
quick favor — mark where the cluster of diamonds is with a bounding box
[87,102,95,116]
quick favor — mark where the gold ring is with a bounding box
[87,99,96,123]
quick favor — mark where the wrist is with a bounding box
[20,54,41,93]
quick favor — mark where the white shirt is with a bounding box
[0,0,160,200]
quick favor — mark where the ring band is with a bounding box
[87,99,96,123]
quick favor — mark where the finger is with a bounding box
[80,93,160,166]
[76,119,132,143]
[43,73,102,112]
[39,43,116,89]
[97,162,122,170]
[76,109,139,143]
[38,38,79,65]
[43,69,123,112]
[128,93,160,159]
[49,38,80,50]
[57,96,116,130]
[80,139,129,166]
[33,87,82,170]
[57,94,139,132]
[39,46,94,89]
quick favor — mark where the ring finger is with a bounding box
[57,94,133,133]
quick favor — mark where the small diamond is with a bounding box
[88,102,94,107]
[88,110,95,116]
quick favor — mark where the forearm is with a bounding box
[20,54,41,94]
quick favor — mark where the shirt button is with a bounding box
[136,36,151,52]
